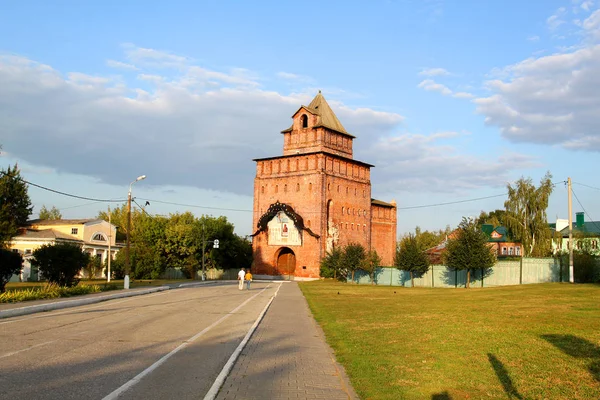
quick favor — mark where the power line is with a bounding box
[132,198,154,218]
[573,181,600,191]
[571,187,600,233]
[137,197,253,213]
[396,193,507,210]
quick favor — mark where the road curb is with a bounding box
[0,286,170,319]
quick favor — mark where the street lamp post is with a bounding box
[125,174,146,289]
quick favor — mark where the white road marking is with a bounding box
[0,340,57,360]
[203,282,283,400]
[101,284,273,400]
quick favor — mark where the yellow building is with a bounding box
[9,219,122,281]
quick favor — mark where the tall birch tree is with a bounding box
[504,172,554,257]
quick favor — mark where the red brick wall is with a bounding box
[370,203,397,266]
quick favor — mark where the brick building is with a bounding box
[251,92,397,279]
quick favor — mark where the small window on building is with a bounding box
[275,185,278,193]
[363,224,366,231]
[516,246,521,255]
[346,187,349,194]
[502,247,507,255]
[509,247,514,255]
[337,185,340,193]
[342,207,345,214]
[296,183,300,192]
[71,228,78,235]
[309,183,312,192]
[592,240,598,250]
[354,188,357,196]
[92,233,107,241]
[351,223,354,230]
[261,186,264,194]
[12,249,19,253]
[284,184,287,193]
[328,183,330,191]
[301,114,308,128]
[577,241,582,250]
[307,220,311,227]
[363,210,367,217]
[25,249,32,255]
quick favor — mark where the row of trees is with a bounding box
[395,217,496,288]
[320,244,381,283]
[98,206,252,279]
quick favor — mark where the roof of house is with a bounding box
[281,92,355,138]
[371,199,396,208]
[557,221,600,236]
[26,218,100,226]
[13,228,83,242]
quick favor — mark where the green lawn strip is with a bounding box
[300,281,600,400]
[5,279,188,292]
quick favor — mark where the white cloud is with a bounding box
[363,133,540,193]
[122,43,189,69]
[106,60,139,71]
[547,7,567,30]
[0,53,403,197]
[417,79,474,98]
[527,35,540,42]
[474,44,600,151]
[418,79,452,95]
[419,67,450,76]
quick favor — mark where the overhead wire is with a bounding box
[570,187,600,233]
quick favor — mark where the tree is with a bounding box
[504,172,554,257]
[395,234,430,287]
[31,243,90,287]
[320,247,346,280]
[343,243,366,283]
[0,164,33,246]
[39,205,62,220]
[97,205,128,241]
[0,248,22,292]
[361,249,381,284]
[84,256,102,279]
[444,218,496,288]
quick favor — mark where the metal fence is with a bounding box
[350,258,600,287]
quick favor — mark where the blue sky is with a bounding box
[1,0,599,236]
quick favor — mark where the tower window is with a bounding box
[309,183,312,192]
[296,183,300,192]
[284,184,287,193]
[301,114,308,128]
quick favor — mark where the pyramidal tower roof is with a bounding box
[305,91,348,134]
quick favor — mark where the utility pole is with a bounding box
[107,206,111,283]
[568,177,574,283]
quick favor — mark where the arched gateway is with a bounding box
[275,247,296,280]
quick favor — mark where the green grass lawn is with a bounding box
[299,281,600,400]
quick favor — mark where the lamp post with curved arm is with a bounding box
[125,175,146,289]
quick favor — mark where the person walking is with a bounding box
[237,268,245,290]
[245,270,253,290]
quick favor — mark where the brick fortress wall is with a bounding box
[251,92,397,278]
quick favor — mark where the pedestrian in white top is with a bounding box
[237,268,245,290]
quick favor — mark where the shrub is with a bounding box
[31,243,90,287]
[0,248,23,293]
[0,283,100,303]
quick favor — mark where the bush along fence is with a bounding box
[349,257,600,287]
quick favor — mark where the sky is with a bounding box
[1,0,599,237]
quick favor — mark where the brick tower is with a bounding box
[251,92,397,279]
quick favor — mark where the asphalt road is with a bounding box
[0,282,280,400]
